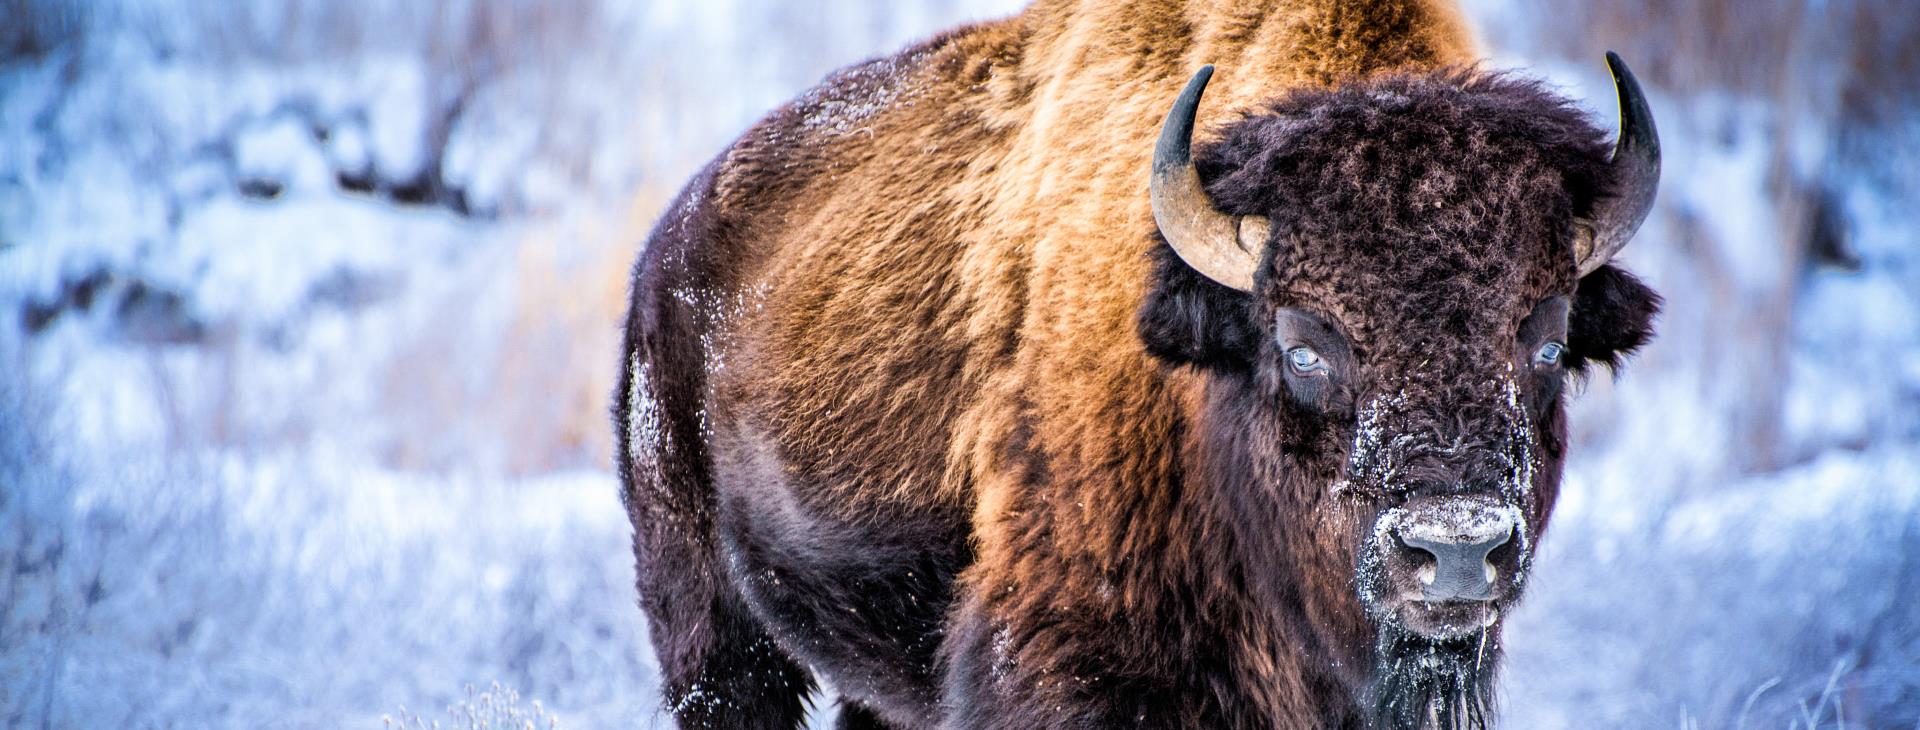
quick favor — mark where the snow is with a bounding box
[1390,499,1522,546]
[4,0,1917,727]
[626,355,666,489]
[233,116,334,195]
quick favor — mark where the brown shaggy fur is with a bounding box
[614,1,1660,728]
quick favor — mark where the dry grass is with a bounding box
[493,191,668,473]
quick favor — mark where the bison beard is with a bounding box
[1370,628,1499,730]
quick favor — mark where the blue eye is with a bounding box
[1534,341,1566,367]
[1287,346,1326,373]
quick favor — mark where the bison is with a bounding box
[614,0,1662,727]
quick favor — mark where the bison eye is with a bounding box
[1287,346,1327,374]
[1533,341,1566,367]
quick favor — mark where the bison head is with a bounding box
[1138,57,1661,728]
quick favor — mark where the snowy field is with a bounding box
[2,0,1915,727]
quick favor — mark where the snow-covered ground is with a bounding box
[2,1,1915,727]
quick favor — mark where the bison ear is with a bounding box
[1138,236,1261,370]
[1566,263,1661,374]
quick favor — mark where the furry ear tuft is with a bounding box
[1137,237,1260,370]
[1566,264,1661,374]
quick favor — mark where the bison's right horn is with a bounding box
[1151,66,1269,293]
[1573,52,1662,277]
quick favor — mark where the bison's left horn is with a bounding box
[1574,52,1662,277]
[1151,66,1268,293]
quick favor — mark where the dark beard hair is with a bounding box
[1367,627,1498,730]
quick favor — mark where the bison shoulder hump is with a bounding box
[711,31,974,212]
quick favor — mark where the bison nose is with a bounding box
[1391,500,1517,602]
[1399,530,1508,601]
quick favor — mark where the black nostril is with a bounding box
[1485,526,1519,562]
[1395,533,1438,563]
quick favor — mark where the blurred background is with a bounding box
[0,0,1914,727]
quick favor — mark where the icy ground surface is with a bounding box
[3,0,1918,727]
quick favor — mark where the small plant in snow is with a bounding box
[384,683,558,730]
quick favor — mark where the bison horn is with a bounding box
[1151,66,1269,293]
[1574,52,1662,278]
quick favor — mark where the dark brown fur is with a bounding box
[614,2,1659,728]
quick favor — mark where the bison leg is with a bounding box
[624,387,815,725]
[627,449,814,727]
[644,582,814,728]
[938,582,1222,729]
[627,441,815,728]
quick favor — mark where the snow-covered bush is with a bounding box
[385,683,561,730]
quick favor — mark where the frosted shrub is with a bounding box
[385,682,559,730]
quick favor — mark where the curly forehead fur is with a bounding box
[1209,69,1615,313]
[1205,69,1616,229]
